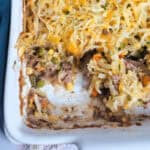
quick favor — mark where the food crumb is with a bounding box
[136,122,142,126]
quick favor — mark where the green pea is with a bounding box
[38,48,45,57]
[51,57,59,64]
[37,80,45,88]
[120,43,126,49]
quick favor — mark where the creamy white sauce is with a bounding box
[40,73,91,106]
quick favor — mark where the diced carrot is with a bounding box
[66,41,80,56]
[119,51,128,58]
[91,87,98,97]
[119,53,125,58]
[142,75,150,86]
[93,53,102,62]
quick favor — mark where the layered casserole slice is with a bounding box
[17,0,150,129]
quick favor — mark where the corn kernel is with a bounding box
[48,35,60,44]
[26,67,33,75]
[66,82,74,91]
[48,49,54,56]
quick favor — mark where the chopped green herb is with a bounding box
[127,4,131,8]
[38,48,45,57]
[119,63,121,70]
[57,64,61,71]
[30,75,37,87]
[102,3,108,10]
[51,57,59,64]
[127,95,131,101]
[147,41,150,44]
[37,80,45,88]
[118,47,121,51]
[64,10,70,15]
[138,99,144,106]
[118,43,126,51]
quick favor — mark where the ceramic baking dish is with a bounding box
[4,0,150,149]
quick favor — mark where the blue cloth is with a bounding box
[0,0,10,132]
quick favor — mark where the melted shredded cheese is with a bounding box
[17,0,150,57]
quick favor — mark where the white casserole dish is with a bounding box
[4,0,150,149]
